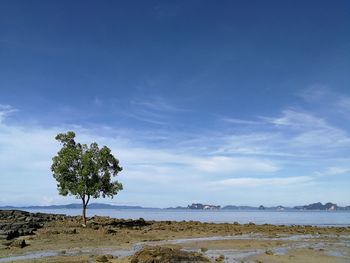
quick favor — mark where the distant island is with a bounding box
[187,203,221,210]
[2,202,349,211]
[186,202,350,211]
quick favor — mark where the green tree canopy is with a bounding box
[51,131,123,225]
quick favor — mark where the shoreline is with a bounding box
[9,208,350,228]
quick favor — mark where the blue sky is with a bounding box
[1,0,350,207]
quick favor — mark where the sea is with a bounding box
[21,209,350,227]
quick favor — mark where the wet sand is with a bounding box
[0,215,349,262]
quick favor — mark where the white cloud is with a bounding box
[265,109,350,150]
[0,107,282,205]
[192,156,278,173]
[268,109,327,130]
[211,176,313,188]
[315,166,350,177]
[1,101,350,206]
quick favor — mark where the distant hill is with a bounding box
[187,203,220,210]
[0,203,154,210]
[165,206,187,210]
[222,205,258,210]
[223,203,350,211]
[1,202,349,211]
[293,202,350,211]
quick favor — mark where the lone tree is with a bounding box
[51,131,123,226]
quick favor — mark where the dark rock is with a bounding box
[131,246,210,263]
[104,228,117,234]
[6,230,19,240]
[10,239,26,248]
[108,218,150,228]
[0,210,66,241]
[215,255,225,262]
[95,255,109,262]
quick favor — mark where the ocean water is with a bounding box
[22,209,350,226]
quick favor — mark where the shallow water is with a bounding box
[0,251,59,262]
[22,208,350,226]
[0,248,133,262]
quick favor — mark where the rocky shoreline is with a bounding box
[0,210,349,262]
[0,210,66,248]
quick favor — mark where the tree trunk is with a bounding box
[81,194,90,227]
[82,204,87,227]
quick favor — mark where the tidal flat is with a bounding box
[0,210,349,263]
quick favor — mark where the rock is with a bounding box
[106,254,116,259]
[63,228,77,234]
[215,255,225,262]
[0,210,65,241]
[131,246,210,263]
[104,228,117,234]
[10,239,26,248]
[6,230,19,240]
[108,218,151,229]
[200,247,208,253]
[95,255,109,262]
[265,250,274,255]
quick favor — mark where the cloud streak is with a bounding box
[0,104,17,123]
[211,176,313,188]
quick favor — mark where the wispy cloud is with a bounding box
[315,166,350,177]
[126,96,189,125]
[210,176,313,188]
[0,104,18,123]
[221,117,262,125]
[192,156,278,174]
[297,85,330,102]
[266,109,327,130]
[131,96,189,113]
[265,109,350,150]
[298,86,350,117]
